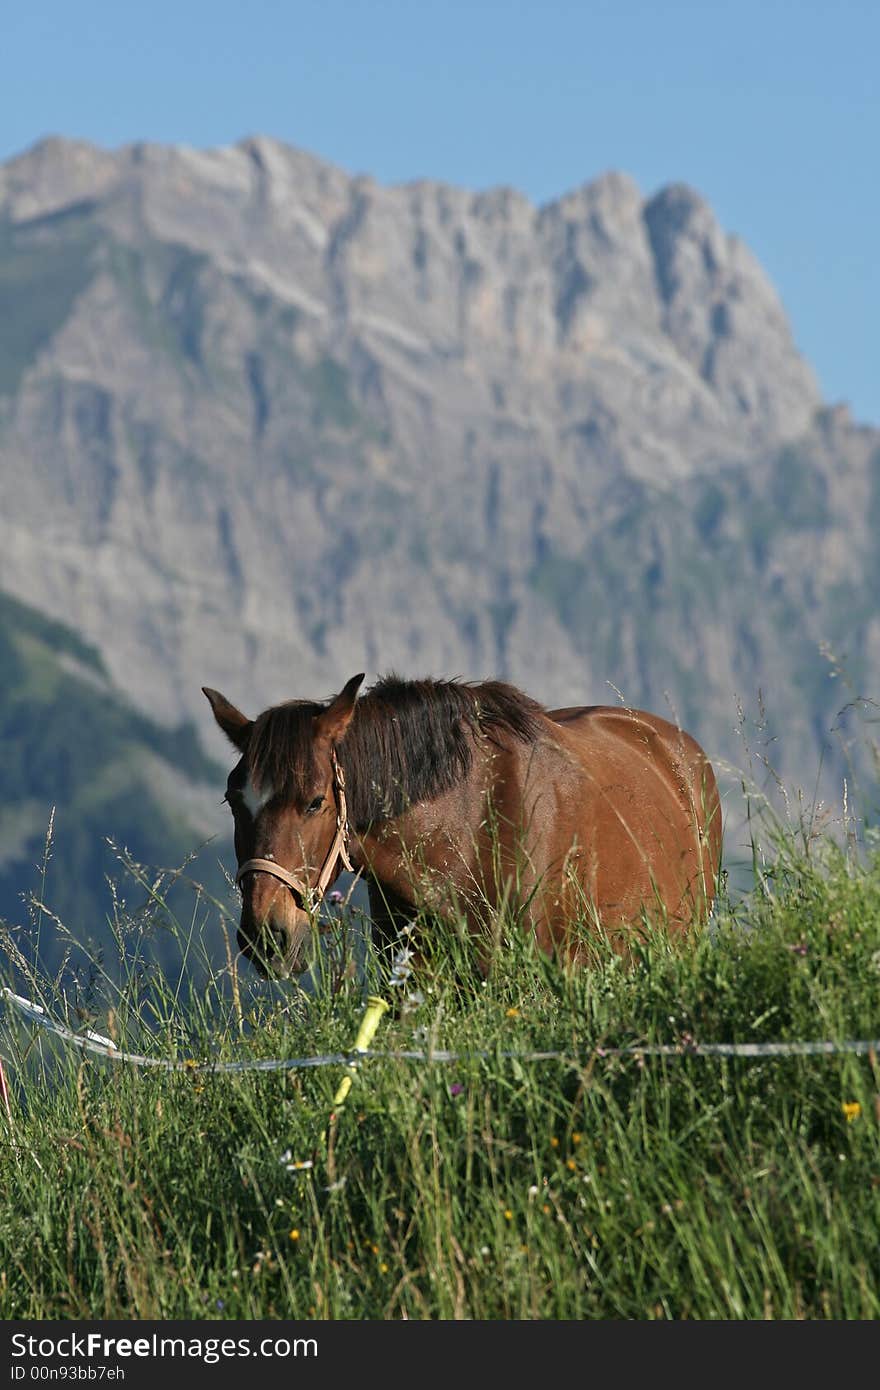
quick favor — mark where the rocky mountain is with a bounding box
[1,134,878,897]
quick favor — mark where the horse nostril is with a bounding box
[241,915,290,959]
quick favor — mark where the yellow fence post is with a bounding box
[321,994,389,1148]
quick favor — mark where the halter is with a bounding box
[235,747,354,908]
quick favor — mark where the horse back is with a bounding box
[543,702,722,931]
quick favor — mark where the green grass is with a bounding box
[1,820,879,1320]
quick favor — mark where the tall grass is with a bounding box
[1,808,879,1320]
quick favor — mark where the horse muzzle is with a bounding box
[237,887,314,979]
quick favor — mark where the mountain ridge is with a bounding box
[0,134,876,818]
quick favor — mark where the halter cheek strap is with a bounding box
[235,748,354,907]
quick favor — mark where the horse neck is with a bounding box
[348,732,525,895]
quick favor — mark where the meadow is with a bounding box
[1,796,879,1321]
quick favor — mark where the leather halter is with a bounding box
[235,748,354,908]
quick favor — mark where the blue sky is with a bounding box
[3,0,878,424]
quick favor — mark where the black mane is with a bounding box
[246,674,545,828]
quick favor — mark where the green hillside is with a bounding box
[0,589,226,972]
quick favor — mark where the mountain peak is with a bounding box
[0,131,833,781]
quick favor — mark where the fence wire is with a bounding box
[3,987,878,1074]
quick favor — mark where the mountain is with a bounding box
[0,134,878,868]
[0,588,227,963]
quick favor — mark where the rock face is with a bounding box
[1,134,877,816]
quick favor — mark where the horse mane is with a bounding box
[246,674,546,828]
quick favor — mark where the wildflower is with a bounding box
[503,1209,513,1221]
[566,1159,577,1172]
[542,1204,551,1214]
[842,1102,862,1122]
[449,1082,464,1097]
[279,1148,313,1172]
[550,1136,559,1148]
[379,1262,389,1273]
[506,1007,519,1018]
[528,1185,539,1200]
[390,946,415,981]
[289,1229,300,1242]
[329,890,344,905]
[572,1132,582,1145]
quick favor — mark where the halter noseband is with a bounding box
[234,747,354,908]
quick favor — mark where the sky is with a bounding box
[2,0,878,424]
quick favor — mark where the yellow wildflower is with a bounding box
[842,1102,862,1122]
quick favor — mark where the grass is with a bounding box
[1,810,879,1321]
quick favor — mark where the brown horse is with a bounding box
[203,674,722,980]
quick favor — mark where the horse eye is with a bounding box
[306,795,325,815]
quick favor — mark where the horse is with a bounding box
[202,673,722,980]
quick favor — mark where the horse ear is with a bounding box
[202,687,253,751]
[316,672,365,745]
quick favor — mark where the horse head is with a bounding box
[203,674,364,978]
